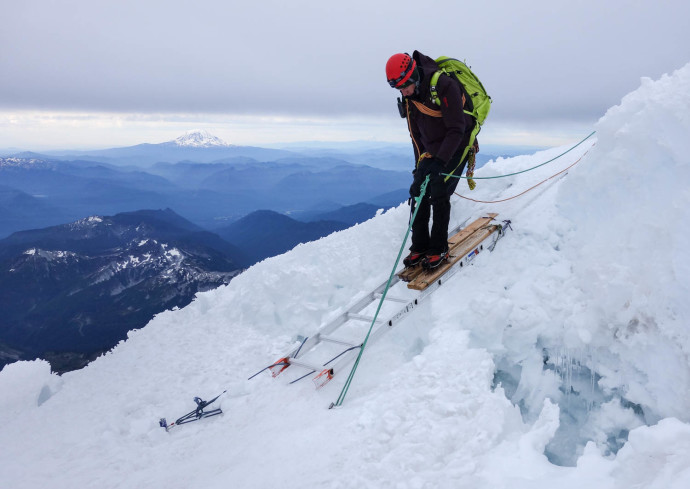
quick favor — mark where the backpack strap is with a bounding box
[429,70,445,106]
[431,69,473,118]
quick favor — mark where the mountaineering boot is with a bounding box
[422,250,449,270]
[403,251,426,268]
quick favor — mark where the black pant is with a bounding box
[410,153,465,255]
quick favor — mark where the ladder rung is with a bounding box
[259,214,508,390]
[287,359,323,371]
[347,313,383,323]
[374,294,409,303]
[319,335,359,348]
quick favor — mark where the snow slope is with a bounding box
[1,63,690,488]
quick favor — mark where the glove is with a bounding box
[417,152,446,178]
[427,157,445,178]
[409,180,420,199]
[409,168,421,198]
[411,153,446,199]
[428,173,447,202]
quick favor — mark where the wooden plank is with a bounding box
[407,224,500,291]
[447,213,497,249]
[396,213,498,283]
[397,264,422,282]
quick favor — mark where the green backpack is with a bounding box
[430,57,491,127]
[429,57,491,185]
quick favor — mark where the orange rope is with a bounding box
[405,100,421,164]
[454,146,594,204]
[410,99,443,117]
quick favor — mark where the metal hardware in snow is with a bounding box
[159,391,226,432]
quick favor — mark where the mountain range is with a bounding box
[215,210,350,265]
[0,132,412,236]
[0,202,391,373]
[14,130,296,166]
[0,131,465,373]
[0,209,245,373]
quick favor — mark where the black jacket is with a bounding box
[404,51,475,165]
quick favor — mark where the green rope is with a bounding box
[331,132,596,407]
[332,175,430,408]
[444,131,596,180]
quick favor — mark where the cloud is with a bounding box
[0,110,413,149]
[1,0,688,147]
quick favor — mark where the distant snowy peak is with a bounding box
[67,215,105,232]
[172,130,231,148]
[0,157,53,169]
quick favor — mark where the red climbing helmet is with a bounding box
[386,53,418,88]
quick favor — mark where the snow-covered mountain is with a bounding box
[1,63,689,488]
[17,132,294,166]
[0,156,55,169]
[171,130,231,148]
[0,209,243,373]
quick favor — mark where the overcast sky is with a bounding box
[1,0,689,150]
